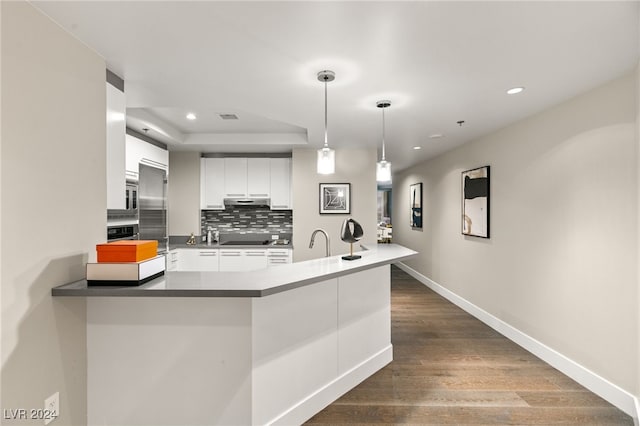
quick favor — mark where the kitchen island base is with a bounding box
[87,265,391,425]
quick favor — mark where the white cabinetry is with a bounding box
[247,158,270,197]
[200,158,225,210]
[267,248,293,266]
[243,249,269,271]
[223,158,271,198]
[126,134,169,181]
[224,158,248,197]
[219,249,244,271]
[106,82,126,209]
[219,248,269,271]
[201,156,291,210]
[269,158,292,209]
[167,250,179,271]
[177,249,219,271]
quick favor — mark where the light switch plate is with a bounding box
[44,392,59,425]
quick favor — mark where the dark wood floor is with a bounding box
[306,266,634,425]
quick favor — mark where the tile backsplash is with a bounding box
[201,207,292,235]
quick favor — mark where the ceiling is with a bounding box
[33,1,639,171]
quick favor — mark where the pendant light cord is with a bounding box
[381,106,386,161]
[323,77,328,148]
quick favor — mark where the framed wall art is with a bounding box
[462,166,490,238]
[410,182,422,228]
[319,183,351,214]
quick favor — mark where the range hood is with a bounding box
[223,198,270,208]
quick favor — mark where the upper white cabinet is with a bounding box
[126,134,169,181]
[224,158,248,197]
[201,156,292,210]
[200,158,225,210]
[247,158,270,197]
[106,82,126,209]
[269,158,292,210]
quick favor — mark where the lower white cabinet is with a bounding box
[243,249,269,271]
[219,249,244,272]
[267,248,293,266]
[176,249,219,271]
[172,248,292,271]
[219,249,268,272]
[167,250,179,271]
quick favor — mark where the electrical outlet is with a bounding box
[271,235,279,240]
[44,392,59,425]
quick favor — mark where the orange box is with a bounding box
[97,240,158,263]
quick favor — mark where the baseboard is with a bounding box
[269,345,393,426]
[397,262,639,422]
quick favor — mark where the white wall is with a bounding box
[1,2,106,424]
[292,148,377,262]
[394,71,638,395]
[168,151,201,236]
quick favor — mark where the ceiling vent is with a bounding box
[219,113,239,120]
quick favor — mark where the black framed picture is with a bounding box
[462,165,490,238]
[319,183,351,214]
[410,182,422,228]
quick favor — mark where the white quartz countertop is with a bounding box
[52,244,417,298]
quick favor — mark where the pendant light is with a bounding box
[376,100,392,183]
[317,70,336,174]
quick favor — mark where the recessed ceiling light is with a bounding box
[186,113,197,120]
[413,146,422,150]
[507,87,525,95]
[429,133,443,139]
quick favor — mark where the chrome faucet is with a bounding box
[309,228,331,257]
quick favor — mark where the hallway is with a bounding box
[307,266,634,425]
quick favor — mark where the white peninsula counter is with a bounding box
[53,244,417,425]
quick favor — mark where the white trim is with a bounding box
[397,262,639,422]
[269,345,393,426]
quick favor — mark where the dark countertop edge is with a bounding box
[51,250,417,298]
[51,287,264,298]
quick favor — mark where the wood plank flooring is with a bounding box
[306,266,634,425]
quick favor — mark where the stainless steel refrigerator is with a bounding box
[138,164,167,253]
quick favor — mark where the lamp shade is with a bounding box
[376,160,392,183]
[317,147,335,174]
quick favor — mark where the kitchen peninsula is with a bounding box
[53,244,416,425]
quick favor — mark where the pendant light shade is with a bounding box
[376,100,392,183]
[317,70,336,175]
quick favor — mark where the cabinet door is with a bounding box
[126,135,169,178]
[244,249,268,271]
[195,250,219,271]
[106,82,126,209]
[219,249,244,271]
[269,158,291,209]
[247,158,270,198]
[224,158,248,197]
[139,142,168,172]
[177,249,218,271]
[167,250,180,271]
[267,248,292,266]
[201,158,225,209]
